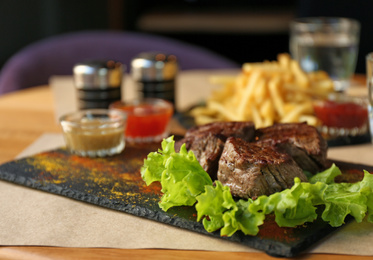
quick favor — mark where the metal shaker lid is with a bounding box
[131,52,178,82]
[73,60,124,89]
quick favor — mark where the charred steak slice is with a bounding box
[175,121,255,151]
[218,137,308,200]
[254,122,328,174]
[184,121,255,142]
[186,133,225,180]
[175,121,256,179]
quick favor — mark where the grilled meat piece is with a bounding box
[254,122,328,174]
[218,137,308,199]
[184,121,255,141]
[175,121,255,179]
[183,133,226,180]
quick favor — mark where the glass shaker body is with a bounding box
[131,52,178,106]
[73,60,124,110]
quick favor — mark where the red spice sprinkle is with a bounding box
[257,215,297,243]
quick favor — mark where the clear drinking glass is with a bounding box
[366,53,373,143]
[290,17,360,92]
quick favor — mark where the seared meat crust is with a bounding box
[218,137,307,199]
[254,122,328,174]
[176,121,327,199]
[175,121,255,179]
[184,121,256,141]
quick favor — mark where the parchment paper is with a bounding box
[1,134,373,255]
[1,71,373,255]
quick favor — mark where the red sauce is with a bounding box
[121,104,173,137]
[313,100,368,128]
[110,99,173,139]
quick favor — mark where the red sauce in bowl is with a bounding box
[122,104,172,137]
[313,100,368,129]
[110,98,173,142]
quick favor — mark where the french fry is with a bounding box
[237,71,262,119]
[260,99,275,123]
[268,77,285,117]
[299,115,319,126]
[189,106,217,117]
[308,71,330,80]
[207,100,241,121]
[278,53,291,68]
[208,75,237,85]
[251,105,264,128]
[189,53,335,128]
[194,115,221,125]
[280,102,313,123]
[254,77,268,104]
[290,60,309,89]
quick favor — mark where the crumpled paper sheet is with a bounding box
[0,133,372,255]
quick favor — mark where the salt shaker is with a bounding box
[73,60,124,110]
[131,52,178,106]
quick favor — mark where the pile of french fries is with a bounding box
[190,53,334,128]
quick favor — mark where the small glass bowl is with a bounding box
[59,109,126,157]
[110,98,173,143]
[313,93,368,139]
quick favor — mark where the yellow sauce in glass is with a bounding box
[60,113,126,157]
[63,126,124,151]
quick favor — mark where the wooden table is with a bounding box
[0,85,372,260]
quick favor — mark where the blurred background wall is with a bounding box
[0,0,370,74]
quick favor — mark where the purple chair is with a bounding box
[0,30,239,95]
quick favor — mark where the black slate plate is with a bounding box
[0,144,372,257]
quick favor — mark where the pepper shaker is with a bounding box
[131,52,178,106]
[73,60,124,110]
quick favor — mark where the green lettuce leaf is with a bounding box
[321,188,367,226]
[140,136,175,185]
[360,171,373,222]
[270,178,319,227]
[196,181,265,236]
[221,199,265,236]
[309,163,342,184]
[141,137,373,237]
[141,136,213,211]
[320,171,373,226]
[195,181,235,232]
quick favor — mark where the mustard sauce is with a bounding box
[60,110,126,157]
